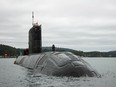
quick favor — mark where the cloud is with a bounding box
[0,0,116,51]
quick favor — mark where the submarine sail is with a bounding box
[29,24,42,54]
[29,12,42,54]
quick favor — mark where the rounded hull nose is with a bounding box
[52,62,100,77]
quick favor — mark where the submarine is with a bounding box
[15,13,100,77]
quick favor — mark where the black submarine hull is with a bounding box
[15,52,100,77]
[15,16,100,77]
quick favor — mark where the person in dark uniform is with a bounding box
[52,44,55,51]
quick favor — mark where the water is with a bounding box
[0,57,116,87]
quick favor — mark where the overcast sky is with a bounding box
[0,0,116,52]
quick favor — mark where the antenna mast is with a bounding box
[32,11,34,25]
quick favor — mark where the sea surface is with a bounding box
[0,57,116,87]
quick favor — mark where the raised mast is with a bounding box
[32,11,34,26]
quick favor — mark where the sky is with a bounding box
[0,0,116,52]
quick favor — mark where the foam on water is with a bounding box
[26,72,116,87]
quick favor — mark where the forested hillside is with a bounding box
[0,44,17,57]
[0,44,116,57]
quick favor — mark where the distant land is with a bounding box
[0,44,116,57]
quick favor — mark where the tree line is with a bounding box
[0,44,17,57]
[0,44,116,57]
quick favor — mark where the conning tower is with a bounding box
[29,12,42,54]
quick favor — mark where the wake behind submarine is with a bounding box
[15,13,100,77]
